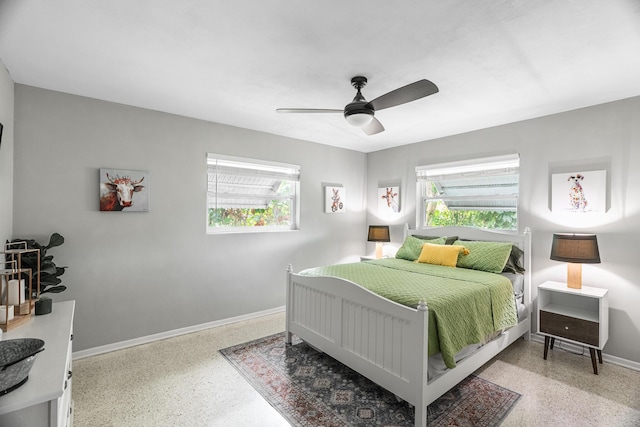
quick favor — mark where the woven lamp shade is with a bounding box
[550,233,600,289]
[367,226,390,242]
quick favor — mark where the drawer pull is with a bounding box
[64,371,72,390]
[565,326,569,330]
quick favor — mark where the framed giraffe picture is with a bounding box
[378,186,400,213]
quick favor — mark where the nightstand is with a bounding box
[537,280,609,374]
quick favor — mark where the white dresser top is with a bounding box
[0,301,75,415]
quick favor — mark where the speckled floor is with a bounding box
[73,312,640,426]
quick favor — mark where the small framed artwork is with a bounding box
[325,186,346,213]
[551,170,606,213]
[99,168,149,212]
[378,186,400,213]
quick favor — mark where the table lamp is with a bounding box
[368,225,390,259]
[550,233,600,289]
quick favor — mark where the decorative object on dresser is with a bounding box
[2,234,65,330]
[537,281,609,374]
[550,233,600,289]
[35,296,52,315]
[367,225,390,259]
[0,338,45,395]
[7,233,67,297]
[1,243,37,331]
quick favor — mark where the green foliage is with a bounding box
[426,203,517,231]
[208,179,294,229]
[208,199,292,228]
[7,233,67,296]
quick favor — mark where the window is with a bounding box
[207,154,300,233]
[416,154,519,231]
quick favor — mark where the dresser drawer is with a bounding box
[540,310,599,347]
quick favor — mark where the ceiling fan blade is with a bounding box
[366,79,439,111]
[362,117,385,135]
[276,108,343,113]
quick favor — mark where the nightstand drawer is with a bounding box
[540,310,599,346]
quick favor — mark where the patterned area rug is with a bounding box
[220,332,520,426]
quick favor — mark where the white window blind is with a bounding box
[207,154,300,233]
[416,154,519,230]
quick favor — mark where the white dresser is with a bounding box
[0,301,75,426]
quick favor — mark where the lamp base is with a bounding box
[375,242,383,259]
[567,263,582,289]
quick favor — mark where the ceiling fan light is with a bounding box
[345,111,374,127]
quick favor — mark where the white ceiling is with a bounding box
[1,1,640,153]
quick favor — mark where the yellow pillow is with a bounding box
[417,243,469,267]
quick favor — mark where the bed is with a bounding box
[285,225,531,427]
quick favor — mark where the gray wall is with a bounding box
[0,61,13,244]
[367,96,640,365]
[13,85,367,351]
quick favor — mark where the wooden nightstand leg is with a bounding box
[589,348,599,375]
[550,337,555,349]
[544,336,550,360]
[597,349,603,364]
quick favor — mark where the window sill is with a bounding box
[206,228,299,235]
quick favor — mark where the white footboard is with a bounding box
[285,266,431,427]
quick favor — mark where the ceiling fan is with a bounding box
[276,76,439,135]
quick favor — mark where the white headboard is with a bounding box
[404,224,532,309]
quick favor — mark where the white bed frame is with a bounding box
[285,225,531,427]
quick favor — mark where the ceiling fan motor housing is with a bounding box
[344,76,374,126]
[344,101,374,126]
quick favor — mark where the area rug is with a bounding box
[220,332,520,426]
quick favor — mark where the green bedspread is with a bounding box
[299,258,517,368]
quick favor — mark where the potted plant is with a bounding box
[7,233,67,300]
[35,295,52,315]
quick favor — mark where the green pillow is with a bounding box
[396,236,446,261]
[453,240,513,273]
[413,235,459,245]
[503,245,526,273]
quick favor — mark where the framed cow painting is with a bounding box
[99,168,149,212]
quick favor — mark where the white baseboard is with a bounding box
[72,306,286,360]
[531,333,640,372]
